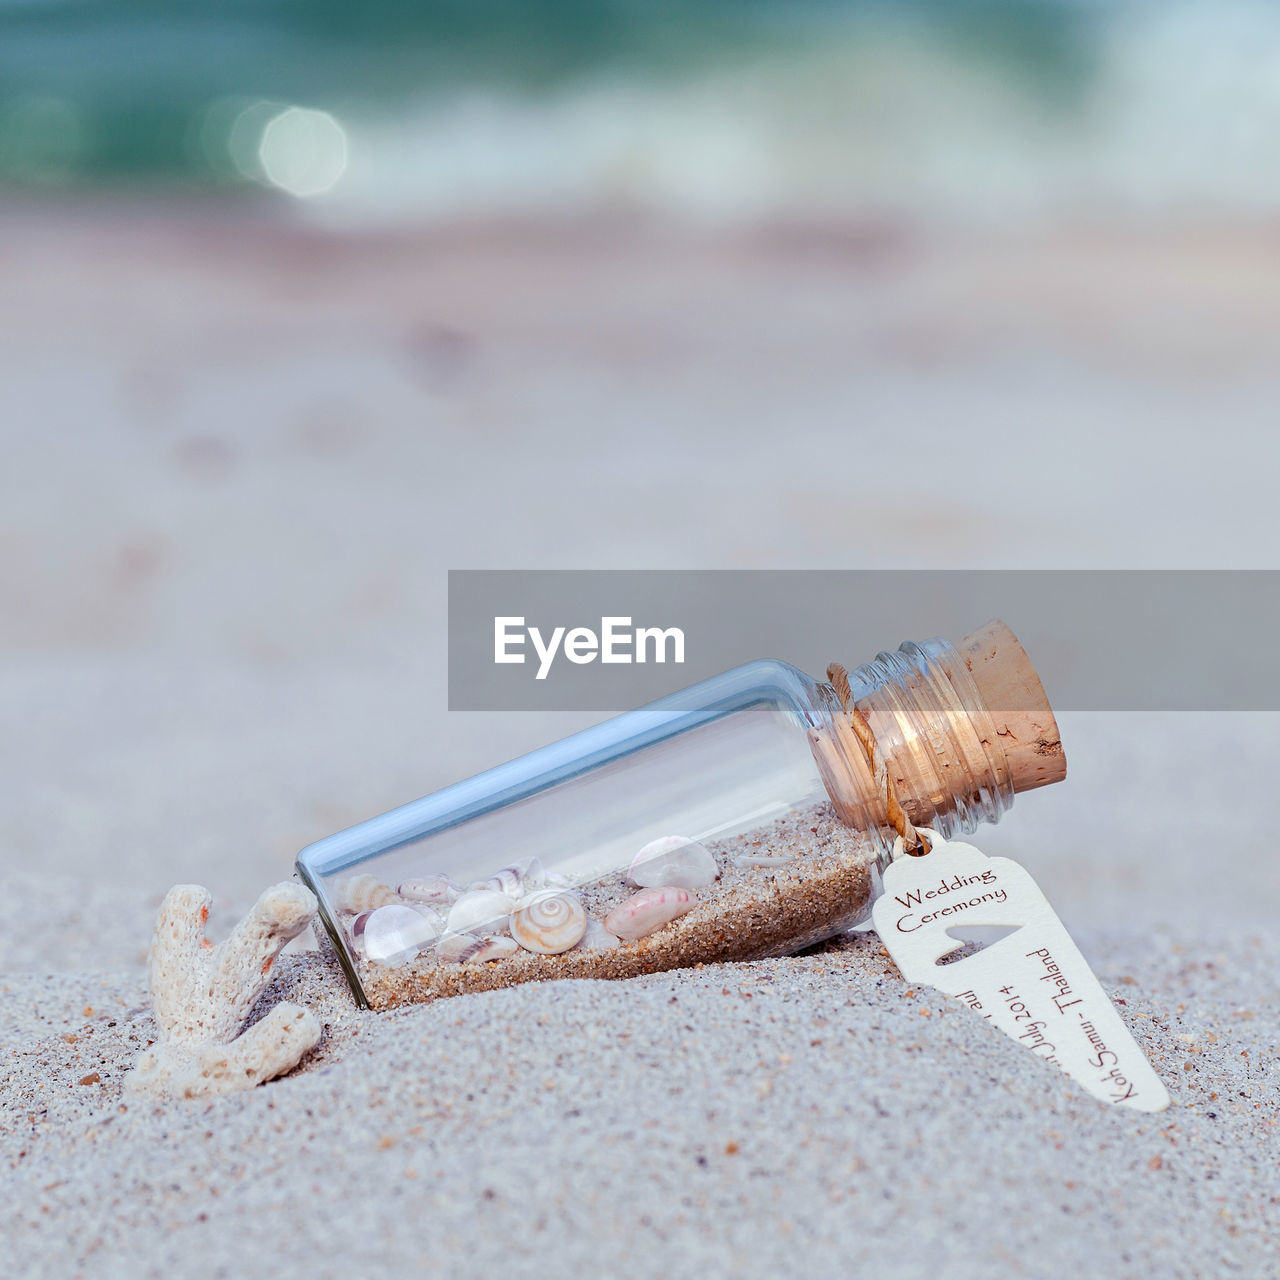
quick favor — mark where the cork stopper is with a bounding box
[807,618,1066,837]
[952,620,1066,793]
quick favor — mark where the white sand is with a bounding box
[5,933,1277,1276]
[2,209,1279,1276]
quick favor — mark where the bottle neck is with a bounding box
[808,637,1016,841]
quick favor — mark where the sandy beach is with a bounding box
[3,210,1279,1276]
[5,931,1277,1275]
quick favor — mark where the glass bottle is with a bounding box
[296,620,1065,1008]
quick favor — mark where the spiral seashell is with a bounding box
[446,889,518,936]
[337,874,401,914]
[572,917,622,952]
[627,836,717,890]
[360,904,437,965]
[509,890,588,955]
[604,886,694,941]
[397,874,460,906]
[435,932,519,964]
[731,852,795,870]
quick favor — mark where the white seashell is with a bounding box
[446,889,518,936]
[435,932,519,964]
[604,886,694,941]
[337,874,401,913]
[360,904,437,965]
[543,871,573,889]
[731,853,795,870]
[572,918,622,952]
[397,874,460,906]
[627,836,717,890]
[509,890,588,955]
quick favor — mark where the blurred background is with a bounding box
[3,0,1279,964]
[8,0,1280,219]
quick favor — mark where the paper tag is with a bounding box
[871,830,1170,1112]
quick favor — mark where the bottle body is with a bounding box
[297,630,1060,1009]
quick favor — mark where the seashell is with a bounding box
[481,856,546,897]
[604,886,694,942]
[472,935,518,962]
[572,917,622,952]
[628,836,718,890]
[446,889,518,937]
[544,871,573,889]
[337,874,401,913]
[351,898,443,952]
[434,931,474,963]
[397,874,460,906]
[349,911,372,949]
[731,852,795,870]
[484,868,522,895]
[435,932,519,964]
[360,904,437,965]
[509,890,588,955]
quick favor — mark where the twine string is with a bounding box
[826,662,931,857]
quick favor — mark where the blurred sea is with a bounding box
[2,0,1278,222]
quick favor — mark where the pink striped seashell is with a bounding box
[481,857,546,897]
[603,886,694,942]
[337,874,401,913]
[435,933,519,964]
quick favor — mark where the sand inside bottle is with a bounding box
[346,802,878,1011]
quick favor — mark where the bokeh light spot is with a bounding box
[257,107,348,198]
[226,100,283,182]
